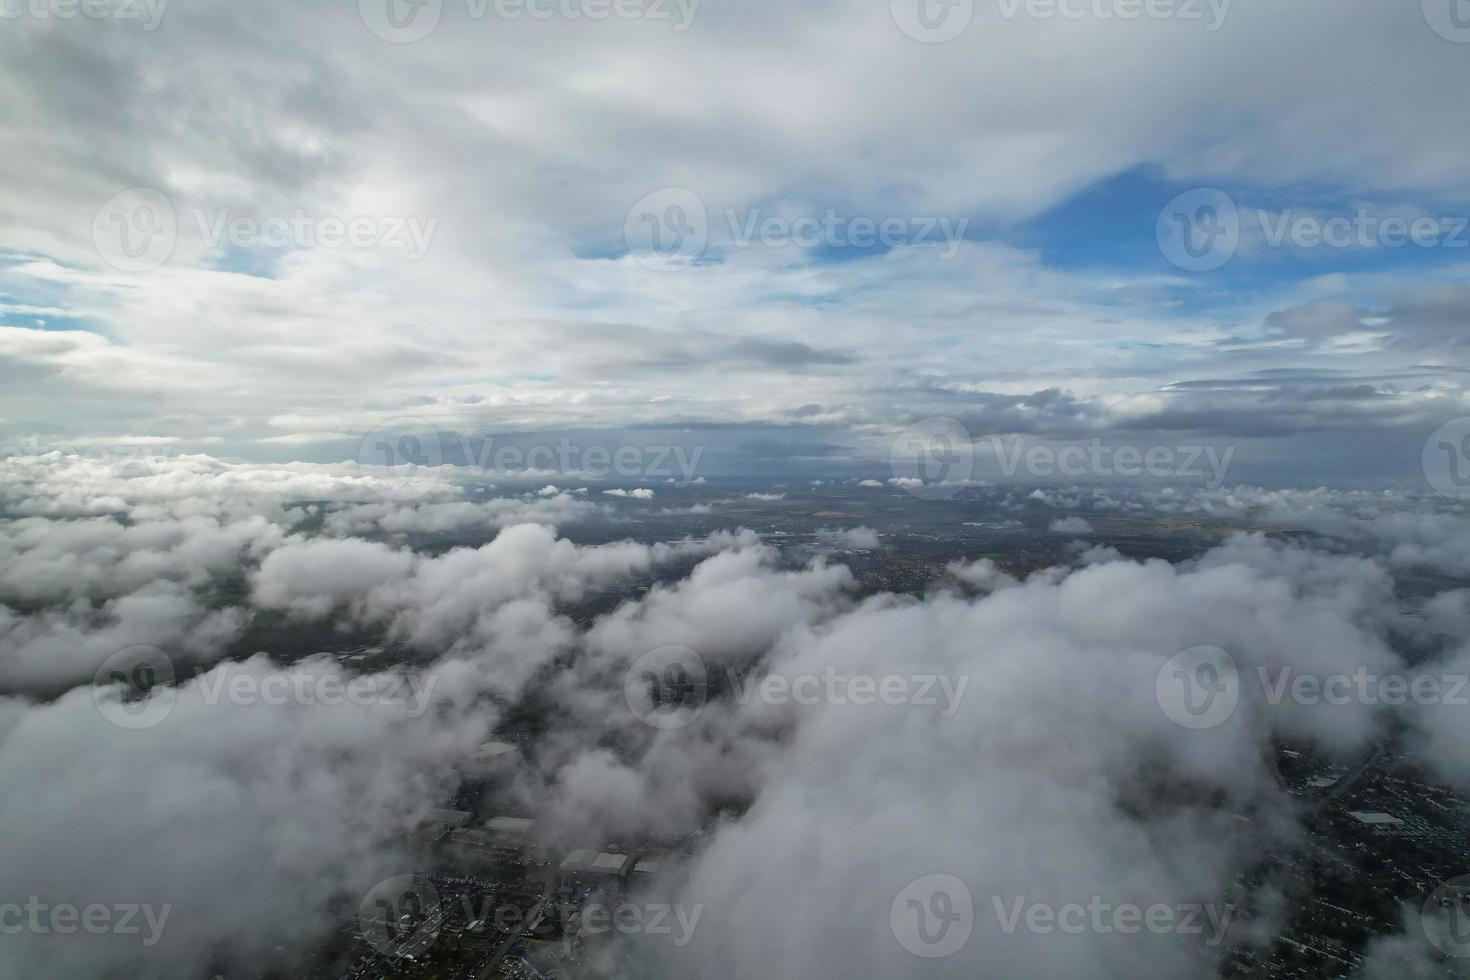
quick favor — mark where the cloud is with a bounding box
[614,534,1406,977]
[0,656,491,978]
[815,526,881,549]
[603,488,656,499]
[6,451,1470,977]
[2,3,1468,482]
[320,494,604,536]
[0,584,249,696]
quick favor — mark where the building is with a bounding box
[460,741,522,781]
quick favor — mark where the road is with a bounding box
[473,880,556,980]
[1313,742,1388,808]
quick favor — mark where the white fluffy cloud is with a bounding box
[0,656,491,978]
[2,468,1470,976]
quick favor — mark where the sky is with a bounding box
[7,9,1470,973]
[2,0,1470,488]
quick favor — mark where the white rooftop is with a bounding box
[1347,811,1403,825]
[559,848,600,872]
[591,852,628,872]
